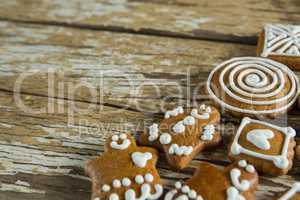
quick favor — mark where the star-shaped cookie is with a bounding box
[139,105,221,170]
[165,160,258,200]
[85,133,163,200]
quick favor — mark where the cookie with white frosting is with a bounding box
[228,117,296,176]
[206,57,300,119]
[139,105,221,170]
[85,133,163,200]
[257,24,300,70]
[277,182,300,200]
[165,160,258,200]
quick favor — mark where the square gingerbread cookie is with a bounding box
[257,24,300,70]
[228,117,296,176]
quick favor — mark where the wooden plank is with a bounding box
[0,0,299,43]
[0,91,299,200]
[0,20,254,113]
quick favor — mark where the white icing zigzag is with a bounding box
[148,123,159,142]
[169,144,193,156]
[227,160,256,200]
[206,57,300,115]
[261,24,300,57]
[131,152,153,168]
[164,182,203,200]
[165,106,184,119]
[110,134,131,150]
[231,117,296,169]
[201,124,215,141]
[278,182,300,200]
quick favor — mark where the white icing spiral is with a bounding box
[207,57,300,115]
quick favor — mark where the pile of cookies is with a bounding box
[85,24,300,200]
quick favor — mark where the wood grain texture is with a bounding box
[0,0,300,44]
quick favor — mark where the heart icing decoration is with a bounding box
[246,129,274,150]
[131,152,153,168]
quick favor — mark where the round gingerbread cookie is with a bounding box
[206,57,300,119]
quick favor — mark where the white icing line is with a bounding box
[125,183,163,200]
[230,168,250,191]
[279,182,300,200]
[206,57,300,115]
[165,106,184,119]
[246,129,274,150]
[110,134,131,150]
[159,133,172,145]
[262,24,300,57]
[191,109,209,119]
[169,144,193,156]
[230,117,296,169]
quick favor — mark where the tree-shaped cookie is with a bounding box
[85,133,163,200]
[139,105,221,170]
[165,160,258,200]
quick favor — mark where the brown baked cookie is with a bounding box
[139,105,221,170]
[164,160,258,200]
[257,24,300,70]
[228,117,296,176]
[276,182,300,200]
[85,133,164,200]
[206,56,300,119]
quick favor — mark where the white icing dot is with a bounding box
[122,178,131,187]
[148,123,159,142]
[173,121,185,133]
[120,134,127,140]
[112,135,119,141]
[109,193,119,200]
[145,173,154,183]
[188,190,197,199]
[246,165,255,173]
[102,184,110,192]
[94,198,100,200]
[159,133,172,145]
[135,175,144,184]
[238,160,247,168]
[112,179,121,188]
[175,181,182,189]
[181,185,190,193]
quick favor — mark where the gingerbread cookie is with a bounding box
[206,57,300,119]
[257,24,300,70]
[165,160,258,200]
[138,105,221,170]
[277,182,300,200]
[85,133,164,200]
[228,117,296,176]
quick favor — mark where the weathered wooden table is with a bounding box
[1,1,300,199]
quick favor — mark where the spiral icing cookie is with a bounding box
[165,161,258,200]
[85,133,163,200]
[206,57,300,118]
[228,117,296,176]
[257,24,300,70]
[138,105,221,170]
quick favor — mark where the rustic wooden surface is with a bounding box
[0,1,300,200]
